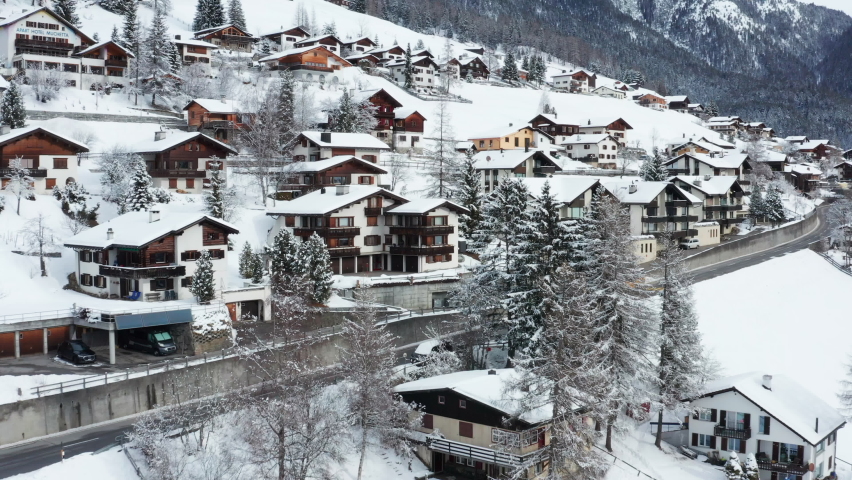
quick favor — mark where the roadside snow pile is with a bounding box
[693,249,852,462]
[191,305,233,336]
[0,374,89,405]
[7,447,137,480]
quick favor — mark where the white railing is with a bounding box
[0,309,75,325]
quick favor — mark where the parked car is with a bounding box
[57,340,96,365]
[679,238,700,250]
[119,330,177,356]
[412,339,453,363]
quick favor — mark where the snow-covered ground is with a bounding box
[0,374,88,404]
[694,249,852,463]
[7,447,138,480]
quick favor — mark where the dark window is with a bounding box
[207,232,220,240]
[81,273,92,286]
[94,275,107,288]
[181,250,200,261]
[459,422,473,438]
[422,414,433,429]
[53,158,68,169]
[181,276,194,288]
[151,252,168,264]
[364,235,381,246]
[459,399,466,409]
[438,395,445,405]
[208,249,225,259]
[80,251,92,262]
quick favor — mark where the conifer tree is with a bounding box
[227,0,246,30]
[331,89,357,132]
[111,25,121,43]
[93,32,100,42]
[53,0,80,27]
[521,55,529,71]
[124,158,156,212]
[4,157,34,215]
[298,233,334,304]
[251,251,265,284]
[764,186,786,225]
[190,250,216,303]
[501,52,518,83]
[268,229,303,288]
[749,183,766,223]
[321,21,337,35]
[121,0,140,55]
[654,231,704,449]
[457,148,483,239]
[144,6,178,106]
[349,0,366,13]
[192,0,209,31]
[239,241,255,279]
[168,42,182,74]
[640,148,670,181]
[1,81,26,129]
[260,39,271,56]
[705,100,720,117]
[403,44,414,89]
[277,71,297,143]
[204,163,236,220]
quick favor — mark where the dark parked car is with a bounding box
[57,340,97,365]
[119,330,177,356]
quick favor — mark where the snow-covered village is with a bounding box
[1,0,852,478]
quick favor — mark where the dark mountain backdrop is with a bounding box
[367,0,852,146]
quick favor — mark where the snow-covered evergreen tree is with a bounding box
[328,89,377,133]
[193,0,225,31]
[260,39,271,56]
[298,233,333,304]
[110,25,121,43]
[3,157,34,215]
[251,250,264,284]
[349,0,366,13]
[277,71,298,143]
[403,44,414,89]
[457,148,483,239]
[705,100,720,117]
[227,0,246,30]
[764,186,786,225]
[501,52,519,82]
[238,241,258,280]
[654,231,705,448]
[584,193,658,451]
[93,32,100,42]
[53,0,80,26]
[743,453,759,480]
[167,42,182,74]
[321,21,337,36]
[340,292,419,480]
[268,229,303,287]
[725,452,745,480]
[124,157,156,212]
[203,162,237,220]
[640,148,670,181]
[1,81,26,129]
[190,250,216,303]
[749,183,766,223]
[143,6,179,106]
[121,0,140,55]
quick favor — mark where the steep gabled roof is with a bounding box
[298,131,390,150]
[173,38,218,48]
[0,126,89,152]
[0,7,94,43]
[353,88,402,108]
[64,206,239,250]
[469,125,533,139]
[262,26,311,38]
[394,107,426,120]
[287,155,388,174]
[132,132,237,155]
[527,113,578,127]
[258,45,352,67]
[183,98,243,114]
[666,152,750,170]
[696,373,845,446]
[602,180,701,205]
[385,198,469,215]
[266,185,405,216]
[73,40,136,58]
[194,23,256,39]
[560,134,616,145]
[519,177,600,205]
[669,175,742,196]
[471,149,561,170]
[294,34,343,46]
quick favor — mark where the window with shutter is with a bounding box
[422,414,433,429]
[459,422,473,438]
[692,433,698,447]
[721,438,728,451]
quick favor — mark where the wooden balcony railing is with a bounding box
[389,245,454,255]
[756,460,807,476]
[100,265,186,280]
[293,227,361,237]
[364,207,383,216]
[0,168,47,178]
[389,226,455,236]
[15,39,74,50]
[148,169,207,178]
[328,247,360,257]
[105,59,128,67]
[714,425,752,440]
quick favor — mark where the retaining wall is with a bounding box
[26,110,186,125]
[0,312,457,446]
[683,210,821,271]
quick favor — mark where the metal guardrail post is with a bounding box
[146,364,150,376]
[126,369,130,381]
[82,377,86,389]
[165,360,170,372]
[185,356,189,368]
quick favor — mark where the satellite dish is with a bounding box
[486,156,491,161]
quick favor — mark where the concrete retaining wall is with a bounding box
[0,312,456,446]
[341,280,460,311]
[684,210,821,271]
[26,110,186,125]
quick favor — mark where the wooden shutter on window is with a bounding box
[181,252,188,261]
[739,441,746,454]
[167,279,174,290]
[764,416,770,435]
[459,422,473,438]
[721,438,727,452]
[710,436,716,449]
[797,445,804,463]
[719,410,726,426]
[150,280,157,290]
[691,433,698,447]
[422,414,433,429]
[772,442,779,462]
[743,413,751,430]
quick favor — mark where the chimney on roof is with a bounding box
[106,228,114,240]
[488,369,497,375]
[816,417,819,433]
[320,132,331,143]
[762,375,772,391]
[336,185,349,195]
[149,209,161,223]
[587,119,591,125]
[628,184,637,194]
[154,129,167,141]
[693,179,702,187]
[0,125,10,135]
[175,34,181,40]
[509,123,513,127]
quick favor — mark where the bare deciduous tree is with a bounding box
[21,213,55,277]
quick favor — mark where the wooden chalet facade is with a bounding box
[366,45,405,64]
[0,126,89,194]
[173,35,217,72]
[576,117,633,146]
[528,114,580,144]
[72,40,134,83]
[637,93,667,110]
[552,69,597,93]
[260,26,310,52]
[665,96,691,112]
[276,155,387,199]
[194,24,257,53]
[183,98,250,144]
[459,56,489,80]
[393,109,427,153]
[259,46,351,83]
[294,34,343,55]
[341,36,377,54]
[133,131,237,193]
[357,88,403,145]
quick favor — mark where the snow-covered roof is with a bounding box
[699,372,845,446]
[173,38,218,48]
[394,369,553,425]
[74,40,136,58]
[299,131,390,150]
[669,175,740,196]
[669,152,750,170]
[552,68,596,79]
[798,141,828,151]
[341,36,376,45]
[560,134,613,145]
[670,140,723,153]
[761,150,788,163]
[708,116,741,123]
[785,136,809,142]
[132,132,237,154]
[469,125,531,139]
[184,98,243,114]
[394,107,422,120]
[287,155,387,174]
[258,45,321,62]
[386,55,435,68]
[266,185,403,216]
[570,116,632,130]
[519,177,600,204]
[294,34,342,45]
[698,136,735,149]
[0,7,94,42]
[385,198,468,215]
[64,205,239,249]
[471,149,560,170]
[603,180,701,205]
[665,95,689,102]
[194,23,255,38]
[0,125,89,151]
[261,25,310,37]
[785,164,822,176]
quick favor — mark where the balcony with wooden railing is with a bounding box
[364,207,383,216]
[714,424,752,440]
[148,169,207,178]
[389,245,454,255]
[389,225,455,236]
[293,227,361,237]
[0,168,47,178]
[105,59,128,67]
[100,265,186,280]
[756,460,807,476]
[328,247,360,257]
[15,38,74,51]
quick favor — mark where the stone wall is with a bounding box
[340,279,461,311]
[26,110,187,126]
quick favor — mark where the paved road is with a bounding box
[0,418,134,478]
[691,208,830,283]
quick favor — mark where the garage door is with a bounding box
[0,332,15,358]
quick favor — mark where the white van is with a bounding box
[679,238,700,250]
